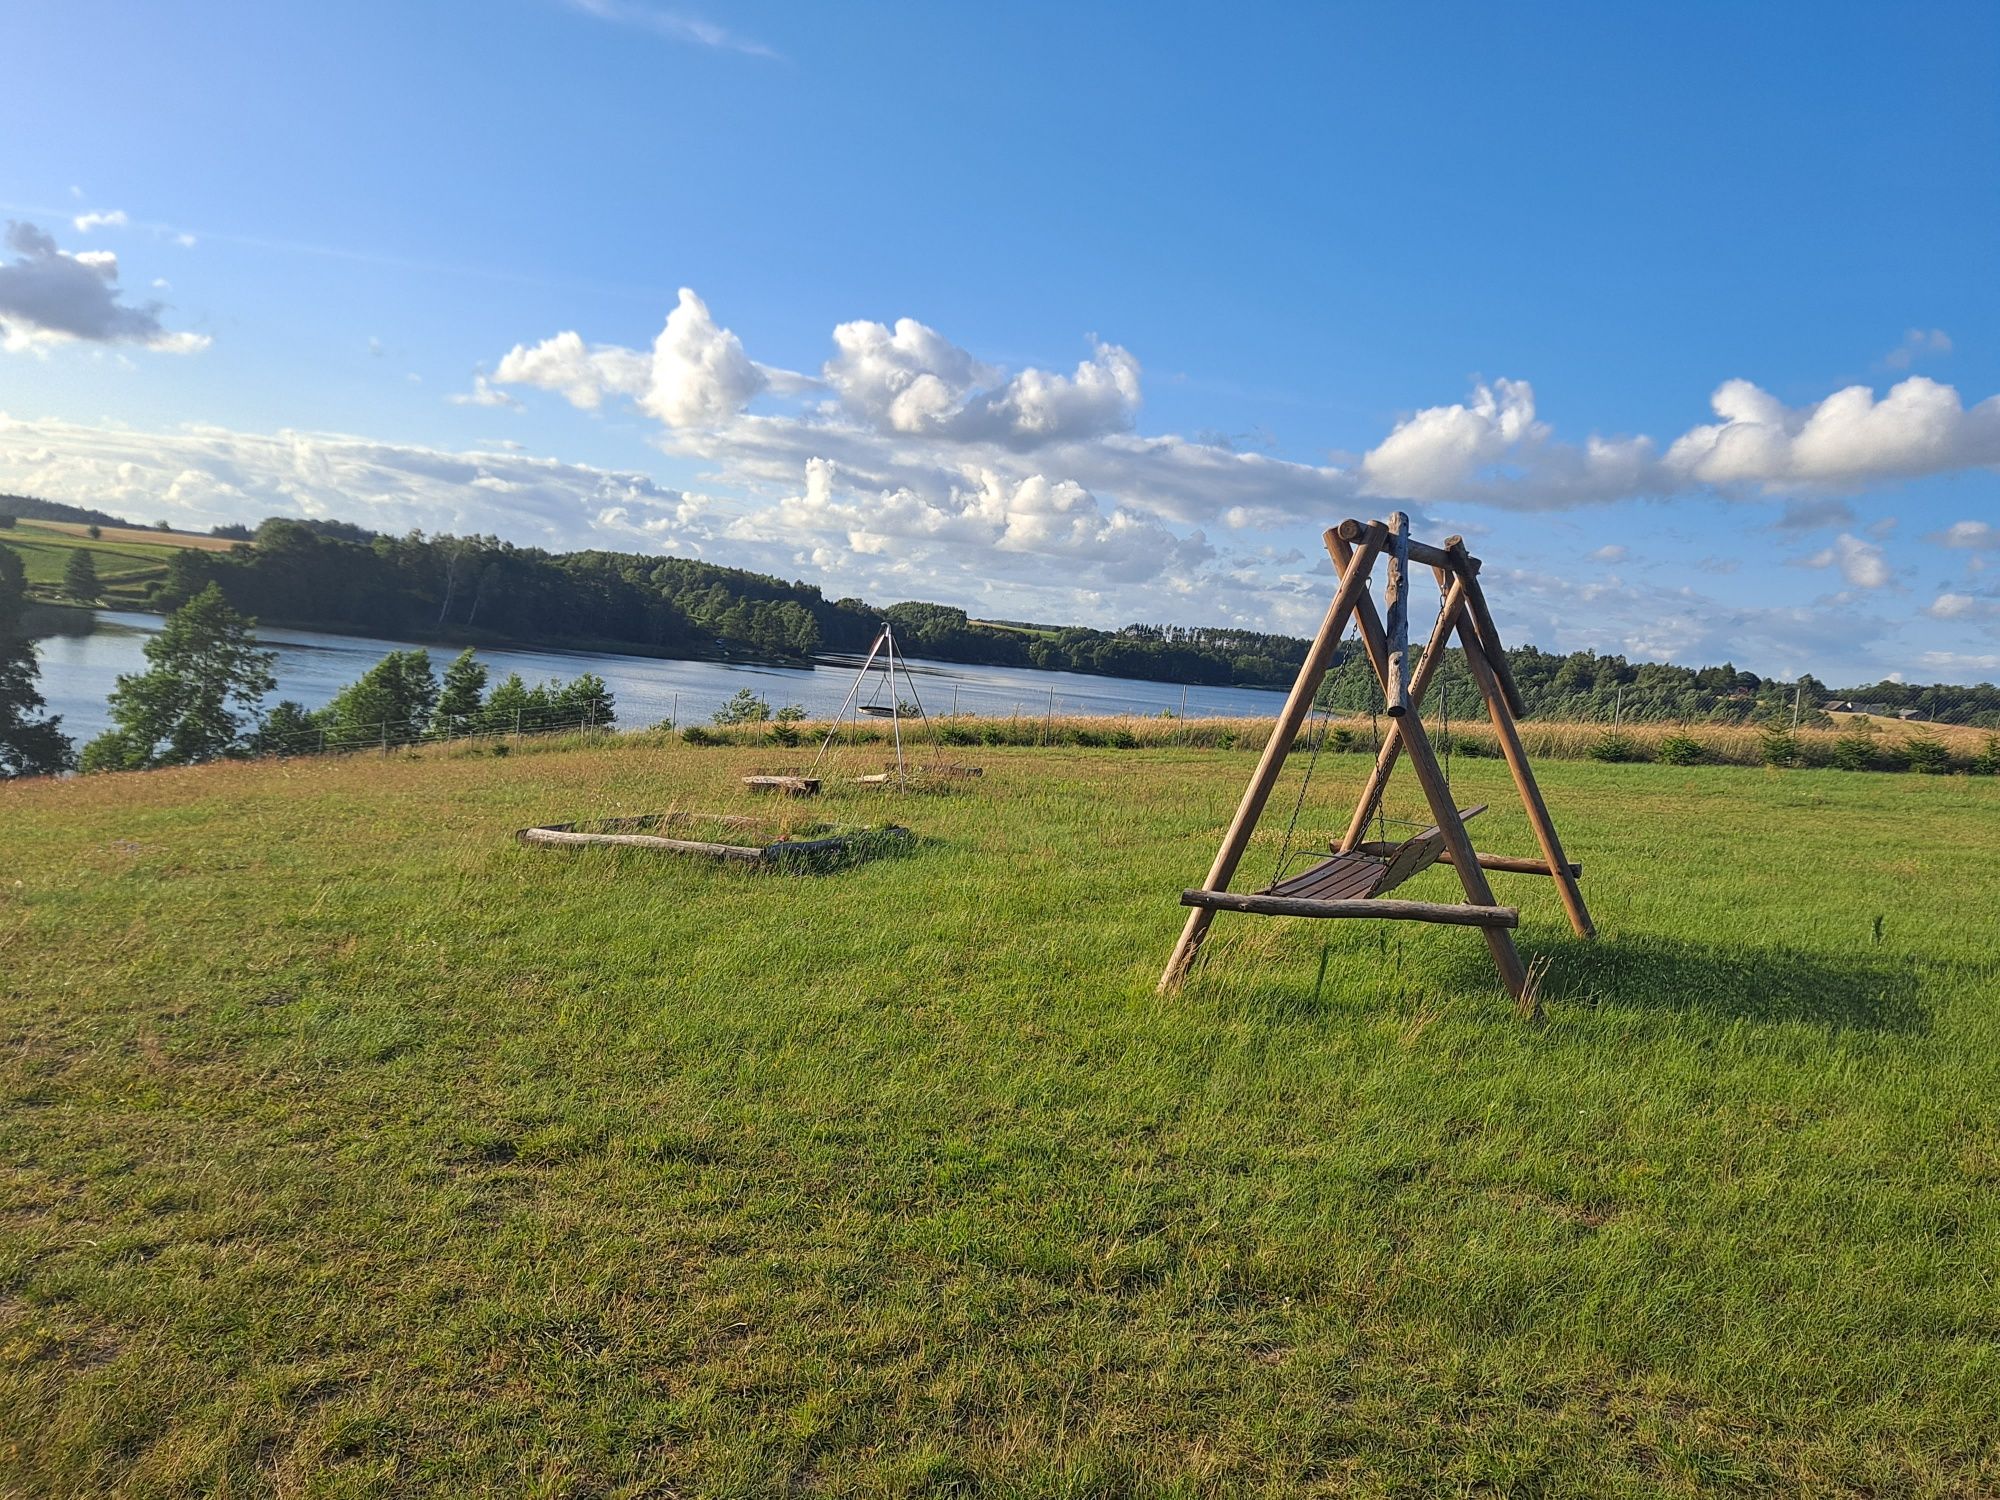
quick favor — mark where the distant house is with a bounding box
[1897,708,1928,721]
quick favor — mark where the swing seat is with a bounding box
[1265,805,1487,902]
[857,704,900,717]
[1179,806,1519,928]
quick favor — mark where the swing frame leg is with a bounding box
[1159,526,1387,992]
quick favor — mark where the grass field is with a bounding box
[3,741,1997,1495]
[0,520,237,605]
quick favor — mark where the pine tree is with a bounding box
[433,648,488,732]
[63,548,100,602]
[81,585,276,771]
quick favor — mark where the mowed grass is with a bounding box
[1,742,1997,1497]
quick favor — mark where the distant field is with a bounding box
[3,741,1996,1495]
[0,519,236,603]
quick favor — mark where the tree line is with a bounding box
[69,584,616,773]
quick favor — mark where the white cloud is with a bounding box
[72,209,128,234]
[0,220,208,354]
[494,329,650,410]
[1590,544,1627,563]
[1803,532,1892,590]
[447,375,521,409]
[1664,376,2000,491]
[1885,327,1951,370]
[640,288,767,427]
[1918,649,2000,675]
[1925,592,2000,623]
[1930,519,2000,551]
[557,0,778,58]
[0,413,701,545]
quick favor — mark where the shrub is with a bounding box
[937,722,978,746]
[774,704,807,723]
[1656,733,1704,766]
[1588,731,1640,763]
[769,722,801,747]
[1327,726,1359,753]
[1759,727,1800,768]
[1970,735,2000,776]
[1903,735,1951,775]
[712,689,772,725]
[681,725,718,746]
[1829,734,1876,772]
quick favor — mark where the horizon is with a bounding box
[4,1,1998,685]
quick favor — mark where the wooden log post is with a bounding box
[1337,518,1460,572]
[1158,523,1387,992]
[1383,512,1412,717]
[1446,603,1596,942]
[1444,537,1528,721]
[1336,553,1535,1012]
[1338,576,1469,853]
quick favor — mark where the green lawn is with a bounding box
[2,741,1997,1496]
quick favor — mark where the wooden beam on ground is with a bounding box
[517,827,769,861]
[1383,511,1412,717]
[1341,566,1535,1012]
[1180,889,1519,928]
[1158,522,1387,992]
[742,775,822,796]
[1445,536,1528,721]
[1448,610,1596,941]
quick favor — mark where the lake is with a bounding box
[29,611,1293,745]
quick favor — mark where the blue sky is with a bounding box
[3,0,1997,684]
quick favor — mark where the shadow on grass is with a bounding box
[1190,928,1933,1034]
[1520,933,1932,1033]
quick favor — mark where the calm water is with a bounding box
[30,611,1292,744]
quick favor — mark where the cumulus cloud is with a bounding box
[72,209,129,233]
[1353,373,2000,507]
[494,330,649,409]
[1803,532,1892,590]
[0,220,207,354]
[1663,376,2000,491]
[641,288,767,427]
[1924,591,2000,623]
[1590,544,1628,563]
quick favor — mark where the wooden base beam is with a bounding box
[1181,889,1519,927]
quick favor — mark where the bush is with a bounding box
[1588,731,1640,763]
[1970,735,2000,776]
[1656,733,1704,766]
[1903,735,1952,775]
[1760,727,1800,768]
[774,703,807,723]
[681,725,718,746]
[769,722,801,747]
[1829,734,1876,772]
[1327,726,1359,753]
[712,689,772,725]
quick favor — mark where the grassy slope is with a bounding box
[0,520,234,603]
[2,743,1997,1497]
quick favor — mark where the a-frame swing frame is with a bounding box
[1160,514,1594,1015]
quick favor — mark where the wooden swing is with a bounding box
[1161,514,1595,1015]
